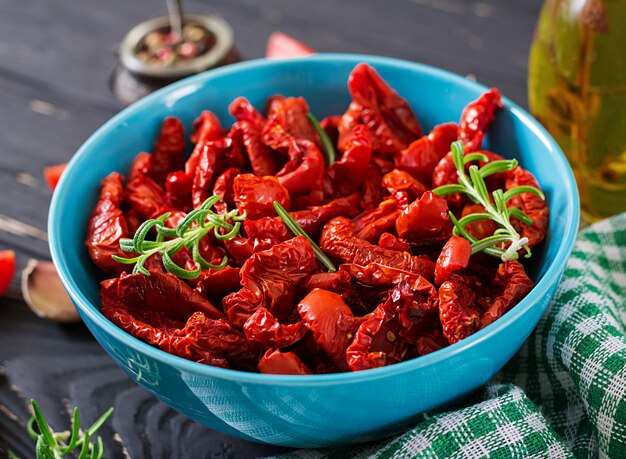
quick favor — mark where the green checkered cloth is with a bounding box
[277,213,626,458]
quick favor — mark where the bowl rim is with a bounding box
[49,53,580,385]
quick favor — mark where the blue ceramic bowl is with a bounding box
[49,54,579,448]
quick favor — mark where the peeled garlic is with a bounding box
[21,259,79,323]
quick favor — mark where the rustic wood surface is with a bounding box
[0,0,543,457]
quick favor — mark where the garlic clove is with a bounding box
[21,259,80,323]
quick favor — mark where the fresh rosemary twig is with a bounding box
[307,112,337,166]
[273,201,337,272]
[432,140,545,261]
[112,196,246,279]
[9,400,113,459]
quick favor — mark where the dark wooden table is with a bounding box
[0,0,543,457]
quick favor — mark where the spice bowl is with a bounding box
[49,55,579,447]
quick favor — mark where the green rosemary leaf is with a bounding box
[192,243,212,270]
[60,408,81,454]
[176,209,202,237]
[30,400,56,448]
[232,210,247,222]
[200,195,222,210]
[162,251,201,279]
[307,112,337,166]
[451,141,465,172]
[214,221,241,240]
[76,432,91,459]
[119,238,136,252]
[156,226,178,238]
[509,207,534,226]
[456,212,492,229]
[468,165,490,203]
[132,219,159,253]
[502,185,545,202]
[206,213,234,230]
[463,152,489,164]
[274,201,337,272]
[110,255,137,265]
[478,159,518,178]
[35,436,55,459]
[432,184,466,196]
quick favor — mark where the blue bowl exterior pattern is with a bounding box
[48,54,579,448]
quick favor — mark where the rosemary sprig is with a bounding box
[432,140,545,261]
[307,112,337,166]
[112,196,246,279]
[9,400,113,459]
[273,201,337,272]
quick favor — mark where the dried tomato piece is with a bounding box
[165,170,193,212]
[320,115,340,146]
[481,261,534,328]
[150,116,186,184]
[233,173,291,220]
[276,139,325,196]
[416,328,448,356]
[320,217,435,280]
[186,111,224,175]
[298,289,363,371]
[129,152,152,182]
[223,236,317,327]
[243,307,307,349]
[229,97,266,130]
[435,236,472,284]
[396,191,450,241]
[438,273,481,344]
[303,270,353,296]
[462,203,497,240]
[100,270,225,321]
[378,233,409,252]
[230,121,281,177]
[0,250,16,298]
[324,124,372,196]
[262,95,318,152]
[395,122,457,185]
[43,163,67,191]
[432,152,465,210]
[345,291,411,372]
[458,88,503,152]
[506,167,549,249]
[382,169,428,200]
[258,349,313,375]
[195,266,241,294]
[346,63,423,158]
[352,193,407,244]
[359,161,385,210]
[212,167,240,213]
[124,176,169,220]
[86,172,131,276]
[191,138,240,208]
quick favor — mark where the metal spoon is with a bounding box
[167,0,184,44]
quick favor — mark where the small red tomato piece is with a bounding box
[435,236,472,284]
[258,349,313,375]
[265,32,315,59]
[0,250,16,298]
[43,163,67,191]
[396,191,450,240]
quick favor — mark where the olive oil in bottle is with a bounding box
[529,0,626,221]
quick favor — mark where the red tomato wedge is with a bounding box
[44,163,67,191]
[0,250,16,298]
[435,236,472,284]
[265,32,315,59]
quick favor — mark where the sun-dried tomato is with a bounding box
[320,217,435,280]
[186,111,224,175]
[243,307,307,349]
[324,124,372,197]
[382,169,428,200]
[438,273,481,344]
[233,174,291,220]
[124,176,169,220]
[458,88,503,152]
[223,236,317,327]
[435,236,472,285]
[481,261,534,328]
[298,289,364,370]
[275,139,325,196]
[230,121,281,177]
[396,191,450,241]
[395,122,457,185]
[149,116,186,184]
[165,170,193,212]
[229,97,266,131]
[345,63,423,158]
[86,173,131,276]
[262,95,319,152]
[258,349,313,375]
[416,328,448,356]
[506,167,549,249]
[212,167,240,214]
[352,193,407,244]
[378,232,409,252]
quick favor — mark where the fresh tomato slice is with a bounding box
[0,250,16,298]
[43,163,67,191]
[435,235,471,284]
[265,32,315,59]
